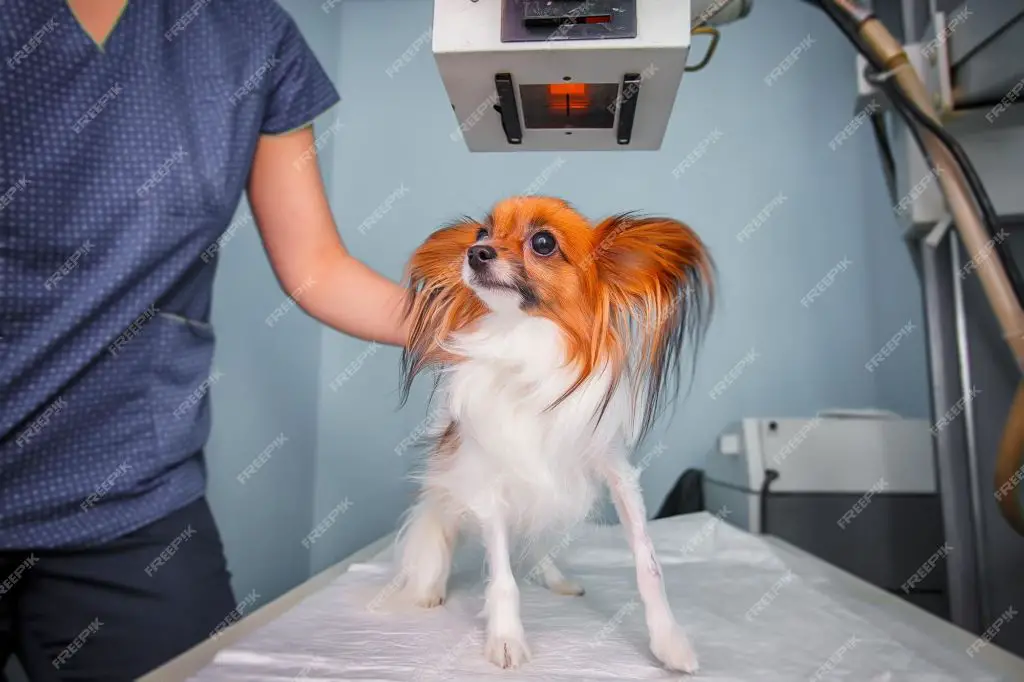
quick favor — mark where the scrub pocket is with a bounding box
[147,311,219,460]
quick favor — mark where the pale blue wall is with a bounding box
[308,0,931,547]
[205,0,931,604]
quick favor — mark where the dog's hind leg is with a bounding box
[396,491,459,608]
[526,544,585,596]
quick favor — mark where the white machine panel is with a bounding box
[705,416,937,494]
[433,0,691,152]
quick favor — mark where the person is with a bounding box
[0,0,408,678]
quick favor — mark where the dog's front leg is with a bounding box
[480,515,531,668]
[602,459,698,674]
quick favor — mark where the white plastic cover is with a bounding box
[189,513,1004,680]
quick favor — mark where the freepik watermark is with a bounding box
[357,184,411,235]
[893,166,945,215]
[52,619,102,670]
[201,212,253,263]
[144,524,197,577]
[801,257,853,308]
[108,304,158,356]
[901,542,952,594]
[608,62,658,114]
[229,56,280,106]
[828,99,881,151]
[996,463,1024,503]
[136,147,187,199]
[837,478,889,529]
[681,507,732,555]
[81,460,132,511]
[293,117,344,171]
[301,498,354,549]
[590,599,640,646]
[745,570,795,621]
[328,342,381,391]
[959,229,1010,279]
[967,606,1017,658]
[386,27,432,78]
[521,156,567,197]
[0,555,39,600]
[709,348,758,400]
[394,407,447,457]
[0,175,30,213]
[635,441,667,475]
[210,590,261,639]
[15,396,68,448]
[266,276,316,327]
[764,35,815,86]
[450,92,501,142]
[985,77,1024,124]
[72,83,123,134]
[771,417,822,467]
[693,0,733,27]
[736,192,787,243]
[546,0,600,40]
[671,128,724,179]
[165,0,214,41]
[930,386,981,436]
[524,528,578,585]
[172,369,225,420]
[6,16,59,70]
[808,635,861,682]
[237,433,288,484]
[865,320,915,372]
[412,629,483,682]
[367,571,406,612]
[45,240,94,290]
[921,5,972,60]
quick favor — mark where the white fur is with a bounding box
[395,268,698,674]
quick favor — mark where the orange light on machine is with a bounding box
[547,83,586,96]
[546,83,591,113]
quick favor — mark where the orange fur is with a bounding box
[400,196,713,437]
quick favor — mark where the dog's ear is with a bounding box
[400,219,486,404]
[591,214,714,438]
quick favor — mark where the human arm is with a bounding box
[247,126,410,347]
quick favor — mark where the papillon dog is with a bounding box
[394,196,713,673]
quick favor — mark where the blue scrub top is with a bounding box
[0,0,340,548]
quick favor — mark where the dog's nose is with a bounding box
[467,244,497,271]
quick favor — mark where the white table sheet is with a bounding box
[186,513,1014,681]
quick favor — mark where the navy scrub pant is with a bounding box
[0,497,236,681]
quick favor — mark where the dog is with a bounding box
[394,196,713,673]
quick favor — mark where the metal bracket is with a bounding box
[924,214,954,249]
[853,11,958,230]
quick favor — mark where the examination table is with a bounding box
[141,512,1024,681]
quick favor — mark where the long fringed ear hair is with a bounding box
[399,219,487,405]
[591,214,715,441]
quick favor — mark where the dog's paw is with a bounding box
[415,593,445,608]
[548,579,585,596]
[649,623,699,674]
[401,581,446,609]
[484,631,531,669]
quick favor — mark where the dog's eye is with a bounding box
[530,231,556,256]
[475,227,488,241]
